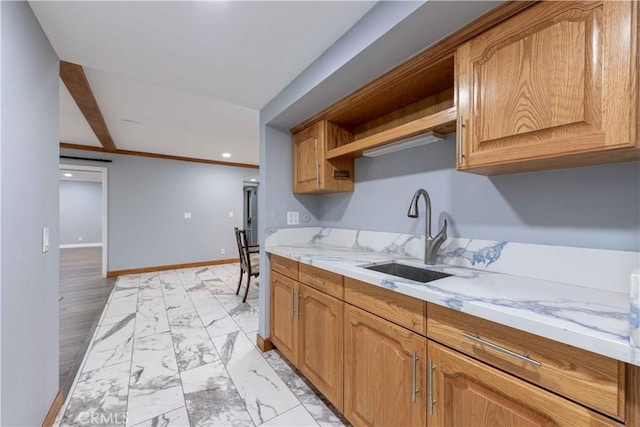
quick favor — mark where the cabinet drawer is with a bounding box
[429,341,623,427]
[344,277,426,336]
[270,254,298,280]
[427,303,625,420]
[298,263,343,300]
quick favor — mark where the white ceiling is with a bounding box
[60,82,102,148]
[78,67,259,164]
[31,1,378,165]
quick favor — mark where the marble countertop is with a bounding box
[266,243,640,367]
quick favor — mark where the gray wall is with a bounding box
[263,1,501,129]
[59,180,102,245]
[60,149,256,272]
[1,4,3,420]
[260,133,640,252]
[316,135,640,252]
[1,2,60,425]
[262,126,320,230]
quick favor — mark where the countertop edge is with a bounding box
[266,246,640,367]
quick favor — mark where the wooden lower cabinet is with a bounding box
[428,341,622,427]
[427,303,625,420]
[344,304,427,427]
[270,271,298,364]
[298,285,344,411]
[271,261,634,427]
[270,269,344,411]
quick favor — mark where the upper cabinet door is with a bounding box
[457,1,638,174]
[293,120,354,194]
[293,121,322,193]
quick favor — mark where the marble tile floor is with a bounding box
[56,263,348,427]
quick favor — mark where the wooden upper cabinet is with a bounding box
[293,120,354,194]
[457,1,639,174]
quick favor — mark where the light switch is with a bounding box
[42,227,49,253]
[287,211,299,225]
[184,212,192,219]
[229,211,234,218]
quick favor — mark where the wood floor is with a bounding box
[59,247,115,397]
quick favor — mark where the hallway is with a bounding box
[59,247,115,394]
[56,263,347,427]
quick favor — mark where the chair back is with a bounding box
[234,227,250,270]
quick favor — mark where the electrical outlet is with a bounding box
[228,211,234,218]
[220,248,226,255]
[287,211,299,225]
[184,212,192,219]
[78,236,83,242]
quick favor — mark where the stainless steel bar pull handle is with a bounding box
[462,332,542,367]
[428,358,435,415]
[290,290,295,318]
[316,162,320,187]
[457,115,464,165]
[297,293,301,319]
[307,274,325,285]
[411,351,418,403]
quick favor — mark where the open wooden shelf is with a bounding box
[291,2,534,137]
[325,107,457,160]
[291,2,537,175]
[325,57,455,131]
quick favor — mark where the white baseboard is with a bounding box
[60,243,103,249]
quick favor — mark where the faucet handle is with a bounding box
[437,218,448,240]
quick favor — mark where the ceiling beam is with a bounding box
[59,61,117,152]
[60,142,259,169]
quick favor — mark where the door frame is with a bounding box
[243,182,258,246]
[59,164,109,278]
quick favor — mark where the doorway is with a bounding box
[243,181,258,246]
[58,164,113,397]
[59,164,108,276]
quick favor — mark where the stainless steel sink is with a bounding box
[363,262,452,283]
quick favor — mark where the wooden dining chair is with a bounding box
[234,227,259,302]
